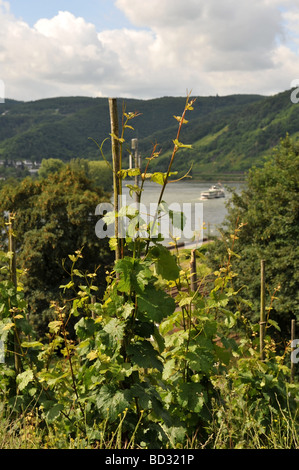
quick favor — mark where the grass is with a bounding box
[1,405,298,449]
[0,404,43,449]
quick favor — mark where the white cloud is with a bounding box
[116,0,282,70]
[0,0,298,101]
[113,0,297,95]
[0,6,121,99]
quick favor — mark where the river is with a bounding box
[119,180,245,247]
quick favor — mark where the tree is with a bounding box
[207,135,299,337]
[68,158,113,192]
[87,160,113,192]
[0,165,114,334]
[38,157,113,192]
[38,158,66,178]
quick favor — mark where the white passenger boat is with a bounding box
[200,184,225,199]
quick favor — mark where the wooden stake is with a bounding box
[8,213,17,287]
[260,259,266,361]
[190,249,197,292]
[8,213,22,375]
[291,319,296,383]
[108,98,121,262]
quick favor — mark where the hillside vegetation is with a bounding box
[0,94,298,450]
[0,88,298,180]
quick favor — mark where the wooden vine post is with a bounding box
[260,259,266,361]
[8,213,22,374]
[108,98,121,263]
[190,249,197,293]
[291,319,296,383]
[190,249,197,312]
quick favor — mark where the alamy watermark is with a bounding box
[291,339,299,364]
[0,340,4,364]
[0,79,5,104]
[95,196,204,243]
[290,79,299,104]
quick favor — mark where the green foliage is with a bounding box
[0,166,114,335]
[0,98,298,450]
[1,89,299,181]
[38,157,113,192]
[38,158,66,178]
[87,160,113,191]
[207,135,299,336]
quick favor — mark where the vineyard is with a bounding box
[0,95,298,450]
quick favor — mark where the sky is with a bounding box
[1,0,299,101]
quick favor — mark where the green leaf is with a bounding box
[267,319,281,331]
[122,302,135,319]
[130,382,171,425]
[152,324,165,354]
[159,311,182,336]
[150,172,178,185]
[72,269,84,278]
[163,358,176,380]
[110,133,125,143]
[21,341,43,349]
[127,340,163,372]
[45,403,64,423]
[150,172,166,185]
[115,257,152,294]
[126,184,143,198]
[173,115,188,124]
[137,285,176,322]
[17,369,34,391]
[127,168,141,177]
[177,383,206,413]
[224,311,237,328]
[208,290,230,308]
[179,295,193,307]
[214,344,231,365]
[75,317,96,340]
[48,320,63,333]
[162,425,187,446]
[102,210,116,226]
[173,139,192,149]
[149,245,180,281]
[186,350,214,374]
[59,280,74,291]
[158,201,186,231]
[109,237,118,251]
[96,385,132,421]
[186,336,216,373]
[103,318,126,347]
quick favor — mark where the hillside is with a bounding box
[0,89,298,180]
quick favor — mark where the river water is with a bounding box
[119,180,245,247]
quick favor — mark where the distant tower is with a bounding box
[131,138,141,203]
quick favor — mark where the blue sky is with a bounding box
[0,0,299,101]
[8,0,133,31]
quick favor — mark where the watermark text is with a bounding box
[0,341,4,364]
[0,80,5,104]
[95,196,203,243]
[290,79,299,104]
[291,339,299,364]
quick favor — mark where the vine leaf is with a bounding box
[177,383,207,413]
[16,369,34,391]
[149,245,180,281]
[115,257,152,294]
[137,285,175,322]
[96,385,132,421]
[127,340,163,372]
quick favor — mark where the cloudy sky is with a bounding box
[0,0,299,101]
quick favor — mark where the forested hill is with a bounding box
[0,88,298,180]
